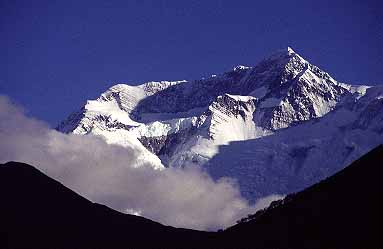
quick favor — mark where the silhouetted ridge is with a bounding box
[0,161,214,249]
[221,145,383,249]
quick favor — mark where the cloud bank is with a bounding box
[0,95,283,230]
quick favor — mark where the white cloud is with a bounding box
[253,194,285,210]
[0,95,282,230]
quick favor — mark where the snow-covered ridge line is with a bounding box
[225,94,257,102]
[233,65,251,71]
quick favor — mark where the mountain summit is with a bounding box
[58,48,383,202]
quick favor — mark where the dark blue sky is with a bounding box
[1,0,382,126]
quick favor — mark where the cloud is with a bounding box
[0,95,282,230]
[253,194,285,210]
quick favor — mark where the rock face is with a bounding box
[57,47,383,202]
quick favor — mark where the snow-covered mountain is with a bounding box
[58,47,383,202]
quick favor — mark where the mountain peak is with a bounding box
[287,46,295,55]
[276,46,301,59]
[263,47,303,64]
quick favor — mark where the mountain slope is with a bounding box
[57,47,383,202]
[220,145,383,249]
[0,161,214,249]
[206,85,383,201]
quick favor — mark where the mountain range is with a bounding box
[57,47,383,202]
